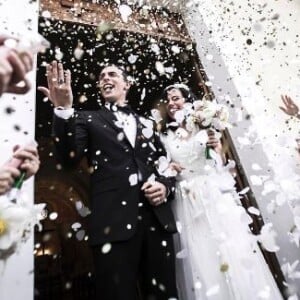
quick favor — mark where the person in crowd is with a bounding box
[38,61,178,300]
[157,83,283,300]
[0,34,38,195]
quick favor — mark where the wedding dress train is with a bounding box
[161,129,283,300]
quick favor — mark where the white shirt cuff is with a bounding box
[54,107,74,120]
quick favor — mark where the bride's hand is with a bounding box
[207,130,222,154]
[169,162,185,174]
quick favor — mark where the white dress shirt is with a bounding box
[104,103,137,147]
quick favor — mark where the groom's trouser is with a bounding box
[92,199,178,300]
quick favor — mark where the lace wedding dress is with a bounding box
[161,129,283,300]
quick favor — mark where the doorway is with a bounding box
[34,15,206,299]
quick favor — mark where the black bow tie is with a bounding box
[116,105,134,115]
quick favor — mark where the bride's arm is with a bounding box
[207,130,226,165]
[169,162,185,173]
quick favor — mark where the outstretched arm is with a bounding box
[39,61,87,167]
[279,95,300,118]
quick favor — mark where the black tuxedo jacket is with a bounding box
[52,107,177,245]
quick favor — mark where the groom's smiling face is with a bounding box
[99,66,130,103]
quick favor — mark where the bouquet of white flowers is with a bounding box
[190,99,230,131]
[0,188,45,265]
[186,99,231,159]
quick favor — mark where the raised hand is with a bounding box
[38,60,73,108]
[279,95,299,117]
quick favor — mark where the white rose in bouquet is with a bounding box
[192,100,231,131]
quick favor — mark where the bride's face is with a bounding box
[166,88,186,119]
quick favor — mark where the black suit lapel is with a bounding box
[133,113,147,149]
[99,107,120,131]
[100,107,136,148]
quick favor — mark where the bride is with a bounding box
[156,84,283,300]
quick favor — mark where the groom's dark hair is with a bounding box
[98,64,130,83]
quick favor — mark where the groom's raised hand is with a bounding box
[38,60,73,108]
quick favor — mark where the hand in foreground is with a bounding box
[0,166,20,195]
[0,45,33,96]
[279,95,299,117]
[12,145,40,179]
[141,181,167,206]
[38,60,73,108]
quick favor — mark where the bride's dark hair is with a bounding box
[157,84,197,134]
[161,84,196,104]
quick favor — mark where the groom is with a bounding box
[39,61,178,300]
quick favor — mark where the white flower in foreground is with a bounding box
[0,199,30,251]
[0,192,45,259]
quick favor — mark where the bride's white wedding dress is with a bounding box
[161,129,283,300]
